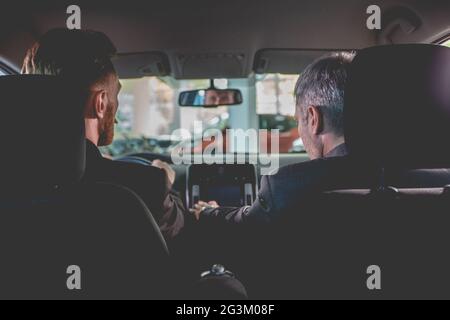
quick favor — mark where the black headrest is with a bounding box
[0,75,86,191]
[344,44,450,169]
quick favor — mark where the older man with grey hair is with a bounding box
[194,51,355,223]
[294,51,353,160]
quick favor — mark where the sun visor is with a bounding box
[173,52,249,79]
[253,49,351,74]
[113,52,171,78]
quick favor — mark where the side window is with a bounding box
[440,38,450,47]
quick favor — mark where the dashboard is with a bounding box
[120,153,309,208]
[172,153,309,207]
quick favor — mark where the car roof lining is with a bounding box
[0,0,449,79]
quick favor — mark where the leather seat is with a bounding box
[0,75,171,299]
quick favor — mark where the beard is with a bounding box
[97,104,116,147]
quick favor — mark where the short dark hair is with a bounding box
[22,28,117,92]
[294,52,355,136]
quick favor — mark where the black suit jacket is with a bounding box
[201,144,350,223]
[201,144,450,224]
[83,140,185,240]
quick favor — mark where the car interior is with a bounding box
[0,0,450,300]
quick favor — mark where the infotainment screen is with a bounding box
[203,184,243,207]
[187,164,257,208]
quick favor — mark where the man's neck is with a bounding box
[322,135,345,156]
[84,120,99,147]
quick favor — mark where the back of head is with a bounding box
[22,28,120,146]
[22,28,117,95]
[295,52,355,137]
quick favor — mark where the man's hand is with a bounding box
[191,200,219,220]
[152,159,176,187]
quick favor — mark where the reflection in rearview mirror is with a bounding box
[178,88,243,108]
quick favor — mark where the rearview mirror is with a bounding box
[178,88,243,108]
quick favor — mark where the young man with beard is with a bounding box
[22,28,185,240]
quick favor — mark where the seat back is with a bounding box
[245,45,450,299]
[0,75,170,299]
[263,187,450,299]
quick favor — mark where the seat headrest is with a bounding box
[344,44,450,169]
[0,75,86,191]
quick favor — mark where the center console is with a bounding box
[186,164,258,208]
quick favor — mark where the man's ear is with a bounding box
[307,105,324,135]
[93,89,108,120]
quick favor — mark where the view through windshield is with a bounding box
[102,74,301,157]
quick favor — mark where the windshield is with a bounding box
[103,74,301,157]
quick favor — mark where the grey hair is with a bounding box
[294,51,355,136]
